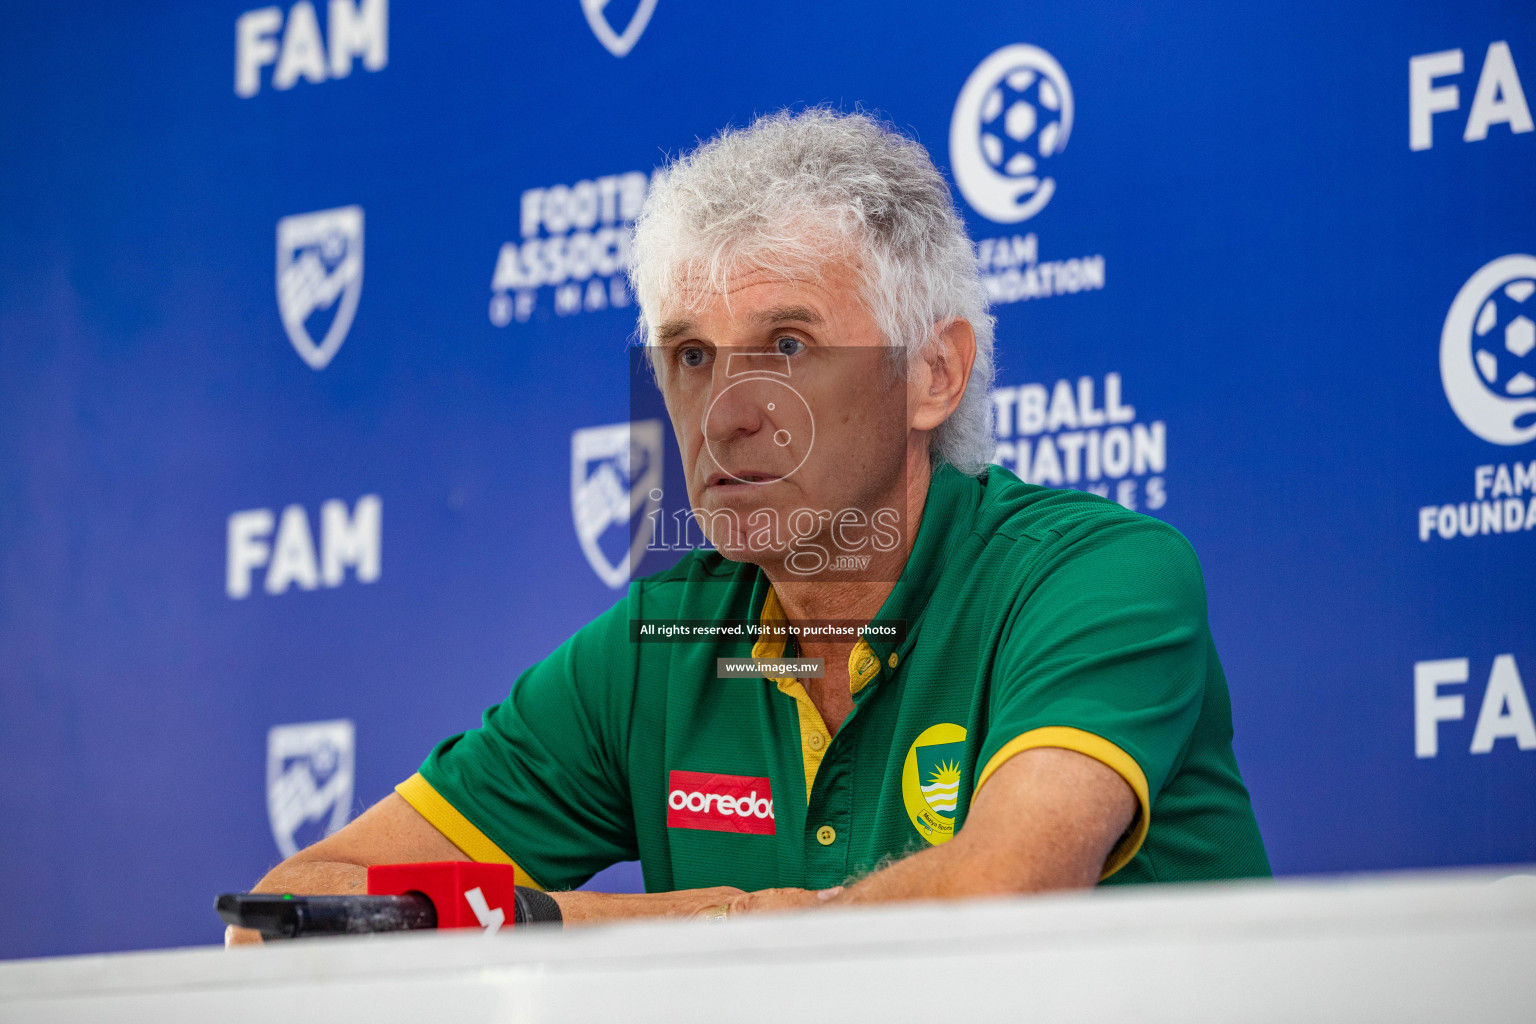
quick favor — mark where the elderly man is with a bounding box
[230,109,1267,940]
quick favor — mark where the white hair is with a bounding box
[629,108,997,476]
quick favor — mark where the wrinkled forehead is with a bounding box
[645,248,873,343]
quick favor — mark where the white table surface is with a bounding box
[3,867,1534,1023]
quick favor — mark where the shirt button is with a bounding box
[808,732,825,751]
[887,652,899,669]
[816,825,837,846]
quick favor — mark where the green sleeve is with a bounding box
[414,592,638,890]
[976,515,1210,874]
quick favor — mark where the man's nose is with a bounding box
[701,369,767,444]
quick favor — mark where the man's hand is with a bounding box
[718,886,841,918]
[546,887,744,925]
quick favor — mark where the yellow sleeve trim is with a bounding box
[394,773,544,890]
[973,727,1151,881]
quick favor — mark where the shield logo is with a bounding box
[901,723,968,845]
[275,205,364,371]
[580,0,658,57]
[266,719,355,858]
[916,740,966,819]
[571,419,664,589]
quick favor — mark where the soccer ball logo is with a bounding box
[1441,254,1536,445]
[1471,279,1536,396]
[951,45,1074,224]
[980,67,1067,177]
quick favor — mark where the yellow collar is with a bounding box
[751,587,883,695]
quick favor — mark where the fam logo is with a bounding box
[236,0,387,98]
[267,719,355,858]
[1408,41,1532,151]
[993,373,1167,512]
[902,723,967,845]
[1441,254,1536,445]
[572,420,663,589]
[951,44,1073,223]
[277,205,364,370]
[1415,654,1535,759]
[490,172,656,325]
[1419,256,1536,541]
[227,495,382,598]
[951,46,1105,308]
[580,0,657,58]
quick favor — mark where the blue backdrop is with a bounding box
[2,0,1533,959]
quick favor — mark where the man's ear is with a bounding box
[910,318,977,432]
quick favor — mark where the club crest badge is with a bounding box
[267,719,355,858]
[902,723,968,845]
[580,0,658,58]
[571,419,664,589]
[276,205,364,370]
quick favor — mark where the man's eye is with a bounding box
[775,336,804,356]
[679,345,709,368]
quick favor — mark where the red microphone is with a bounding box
[368,861,556,933]
[215,862,561,939]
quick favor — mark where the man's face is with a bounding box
[651,260,911,573]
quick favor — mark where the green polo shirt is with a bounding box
[399,464,1269,892]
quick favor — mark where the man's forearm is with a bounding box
[227,854,747,942]
[253,858,368,896]
[828,840,1021,906]
[726,842,1010,917]
[827,748,1130,907]
[733,749,1133,916]
[225,858,371,945]
[548,887,746,926]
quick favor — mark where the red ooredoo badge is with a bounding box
[666,770,775,835]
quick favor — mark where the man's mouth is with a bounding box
[709,470,781,487]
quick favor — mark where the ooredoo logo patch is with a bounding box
[666,770,775,835]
